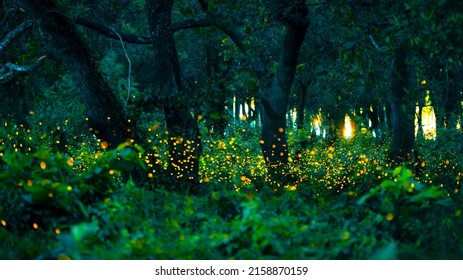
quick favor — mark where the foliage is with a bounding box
[2,125,463,260]
[0,140,146,236]
[2,0,463,261]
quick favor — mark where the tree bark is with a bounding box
[260,1,309,188]
[389,47,416,164]
[145,0,202,192]
[19,0,132,148]
[296,81,308,130]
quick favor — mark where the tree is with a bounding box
[389,47,416,163]
[198,0,309,188]
[16,0,134,149]
[145,0,202,192]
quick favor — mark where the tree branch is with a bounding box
[196,0,266,74]
[172,17,212,31]
[75,15,152,44]
[0,55,47,82]
[74,16,212,44]
[0,20,34,55]
[110,27,132,108]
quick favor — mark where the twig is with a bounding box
[111,27,132,108]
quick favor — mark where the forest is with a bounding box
[1,0,463,260]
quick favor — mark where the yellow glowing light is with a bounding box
[342,115,354,138]
[101,141,109,149]
[67,186,72,191]
[386,213,394,221]
[419,105,436,139]
[55,228,61,234]
[241,115,247,121]
[67,157,74,166]
[1,220,6,226]
[218,140,226,149]
[148,173,153,178]
[421,80,427,85]
[109,169,115,175]
[33,223,38,229]
[40,161,46,169]
[27,179,33,187]
[285,185,297,191]
[278,127,285,133]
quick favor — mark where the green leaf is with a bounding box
[116,142,130,152]
[357,188,377,205]
[71,220,99,243]
[392,166,402,177]
[380,179,396,188]
[410,186,444,202]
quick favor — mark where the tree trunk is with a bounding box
[296,82,308,130]
[20,0,132,148]
[260,3,308,188]
[145,0,201,192]
[204,42,228,136]
[389,48,416,164]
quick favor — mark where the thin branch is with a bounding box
[369,34,380,48]
[110,27,132,108]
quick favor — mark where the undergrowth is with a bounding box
[1,122,463,259]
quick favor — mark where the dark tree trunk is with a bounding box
[385,102,393,133]
[146,0,201,192]
[296,82,308,130]
[20,0,132,148]
[205,42,228,136]
[437,70,460,132]
[389,48,416,164]
[326,113,344,144]
[416,105,424,141]
[260,1,309,188]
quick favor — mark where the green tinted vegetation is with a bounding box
[1,122,463,259]
[1,0,463,260]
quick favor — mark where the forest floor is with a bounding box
[1,126,463,259]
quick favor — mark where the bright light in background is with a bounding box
[421,106,436,139]
[343,115,354,138]
[313,117,321,136]
[415,89,437,139]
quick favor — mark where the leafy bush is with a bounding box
[0,142,146,233]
